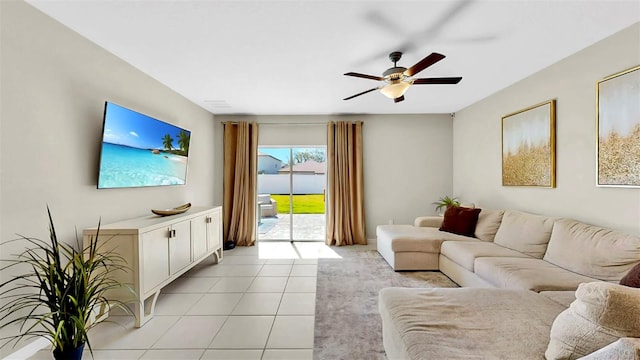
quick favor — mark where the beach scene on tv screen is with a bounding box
[98,103,190,189]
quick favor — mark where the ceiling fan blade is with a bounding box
[358,0,472,66]
[417,0,473,44]
[393,95,405,103]
[343,87,379,100]
[413,77,462,85]
[364,10,405,36]
[404,53,446,77]
[344,72,384,81]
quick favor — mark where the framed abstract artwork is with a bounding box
[502,100,556,187]
[596,65,640,187]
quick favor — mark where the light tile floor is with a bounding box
[28,242,343,360]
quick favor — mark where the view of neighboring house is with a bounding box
[258,152,284,174]
[258,159,327,195]
[278,160,326,175]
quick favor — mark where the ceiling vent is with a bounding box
[204,100,232,109]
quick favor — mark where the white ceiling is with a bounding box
[27,0,640,115]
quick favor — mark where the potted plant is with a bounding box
[0,207,131,359]
[432,196,460,215]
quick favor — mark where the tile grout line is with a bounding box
[261,272,292,356]
[206,266,263,350]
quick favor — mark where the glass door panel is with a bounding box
[291,148,326,241]
[257,146,325,242]
[257,147,290,241]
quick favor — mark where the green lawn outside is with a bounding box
[270,194,325,214]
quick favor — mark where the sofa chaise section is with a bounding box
[376,224,476,270]
[377,209,505,271]
[380,283,640,360]
[379,287,566,360]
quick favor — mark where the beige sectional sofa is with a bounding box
[376,209,640,359]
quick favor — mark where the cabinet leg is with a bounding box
[134,291,160,328]
[212,248,223,264]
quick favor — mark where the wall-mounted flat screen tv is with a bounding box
[98,102,191,189]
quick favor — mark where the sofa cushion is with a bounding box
[439,206,481,237]
[546,282,640,360]
[440,241,530,272]
[493,210,555,258]
[474,257,599,292]
[539,291,576,308]
[620,263,640,288]
[579,338,640,360]
[474,209,505,241]
[376,225,476,253]
[379,287,565,360]
[543,219,640,281]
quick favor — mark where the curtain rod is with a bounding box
[260,122,328,126]
[222,121,327,126]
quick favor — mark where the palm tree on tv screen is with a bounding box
[177,130,190,155]
[162,134,174,151]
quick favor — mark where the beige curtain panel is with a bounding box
[326,121,367,246]
[223,121,258,247]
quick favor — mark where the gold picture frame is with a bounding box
[502,100,556,187]
[596,65,640,187]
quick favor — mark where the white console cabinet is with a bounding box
[83,206,223,327]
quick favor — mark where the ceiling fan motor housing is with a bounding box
[383,67,407,81]
[384,51,406,81]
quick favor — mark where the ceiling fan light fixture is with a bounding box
[380,80,411,99]
[343,51,461,102]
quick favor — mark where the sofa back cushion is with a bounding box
[474,209,505,242]
[543,219,640,281]
[493,210,555,258]
[545,282,640,360]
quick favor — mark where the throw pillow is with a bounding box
[439,206,481,237]
[545,282,640,360]
[620,262,640,288]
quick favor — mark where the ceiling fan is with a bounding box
[343,52,462,103]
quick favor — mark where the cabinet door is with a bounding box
[207,209,222,252]
[141,228,170,294]
[191,215,208,261]
[169,220,191,275]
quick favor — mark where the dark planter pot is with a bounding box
[53,343,85,360]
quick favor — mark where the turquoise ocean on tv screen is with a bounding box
[98,143,187,188]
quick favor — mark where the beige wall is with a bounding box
[453,23,640,235]
[216,114,453,239]
[0,0,217,235]
[0,4,217,348]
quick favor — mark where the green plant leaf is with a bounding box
[431,195,461,212]
[0,207,133,354]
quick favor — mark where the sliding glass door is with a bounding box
[257,146,326,242]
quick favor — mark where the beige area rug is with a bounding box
[313,246,458,360]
